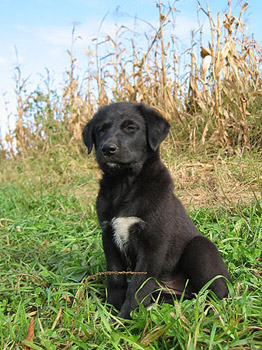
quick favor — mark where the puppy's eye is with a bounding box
[97,127,105,133]
[97,124,109,134]
[123,124,138,134]
[126,125,136,132]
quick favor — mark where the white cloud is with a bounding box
[37,25,73,47]
[0,56,8,67]
[14,25,31,34]
[48,48,64,58]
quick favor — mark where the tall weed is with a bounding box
[1,0,262,157]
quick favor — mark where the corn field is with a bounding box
[1,0,262,158]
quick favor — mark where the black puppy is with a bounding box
[82,102,231,319]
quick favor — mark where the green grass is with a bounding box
[0,154,262,349]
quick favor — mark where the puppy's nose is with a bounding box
[101,143,118,156]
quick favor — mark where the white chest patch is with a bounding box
[111,216,144,252]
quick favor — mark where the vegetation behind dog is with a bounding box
[1,0,262,158]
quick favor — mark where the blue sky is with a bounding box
[0,0,262,137]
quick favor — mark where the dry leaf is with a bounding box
[22,319,34,349]
[51,307,63,330]
[240,2,248,14]
[201,46,211,58]
[201,55,212,79]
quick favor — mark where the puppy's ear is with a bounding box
[82,120,94,154]
[138,102,170,151]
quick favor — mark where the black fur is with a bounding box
[83,102,231,319]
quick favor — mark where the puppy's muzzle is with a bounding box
[101,143,118,156]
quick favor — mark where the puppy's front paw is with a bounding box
[107,287,126,311]
[117,309,132,320]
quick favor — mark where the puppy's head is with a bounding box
[82,102,170,175]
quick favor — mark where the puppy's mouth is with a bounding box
[106,160,133,169]
[100,159,136,174]
[105,162,122,171]
[106,161,119,168]
[97,152,141,175]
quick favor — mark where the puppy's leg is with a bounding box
[102,225,128,310]
[117,257,159,319]
[180,236,231,299]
